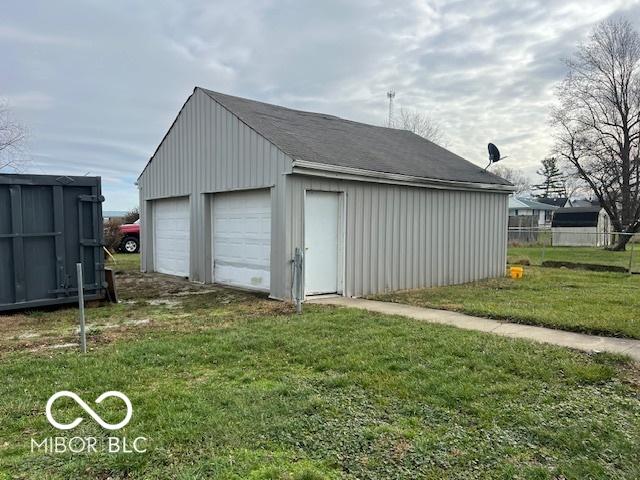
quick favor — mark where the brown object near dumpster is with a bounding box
[104,268,119,303]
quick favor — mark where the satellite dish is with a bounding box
[488,143,501,163]
[485,143,507,170]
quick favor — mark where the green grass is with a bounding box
[1,255,640,479]
[373,266,640,339]
[508,245,640,272]
[106,252,141,273]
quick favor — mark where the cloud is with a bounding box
[0,25,81,46]
[4,91,54,110]
[2,0,640,209]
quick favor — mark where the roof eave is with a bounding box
[291,159,515,193]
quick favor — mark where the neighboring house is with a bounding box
[137,88,513,300]
[571,198,601,208]
[508,196,558,226]
[535,197,572,208]
[551,207,612,247]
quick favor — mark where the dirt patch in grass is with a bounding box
[621,361,640,389]
[0,261,295,355]
[542,260,629,273]
[115,271,217,300]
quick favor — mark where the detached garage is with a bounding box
[138,88,513,300]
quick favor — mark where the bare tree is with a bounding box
[104,218,124,253]
[492,165,532,195]
[562,175,589,199]
[551,19,640,250]
[123,207,140,224]
[392,107,445,144]
[0,100,26,172]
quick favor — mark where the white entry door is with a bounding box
[153,197,190,277]
[212,189,271,291]
[305,191,341,295]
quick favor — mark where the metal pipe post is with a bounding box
[294,248,303,314]
[76,263,87,353]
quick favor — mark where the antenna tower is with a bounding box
[386,90,395,127]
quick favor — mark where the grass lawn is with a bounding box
[106,251,142,272]
[508,245,640,272]
[373,266,640,339]
[1,255,640,479]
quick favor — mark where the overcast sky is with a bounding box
[3,0,640,210]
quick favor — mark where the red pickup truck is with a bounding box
[119,220,140,253]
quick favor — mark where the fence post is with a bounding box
[293,248,303,314]
[76,263,87,353]
[540,232,547,266]
[629,240,635,275]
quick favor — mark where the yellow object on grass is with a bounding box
[510,266,524,279]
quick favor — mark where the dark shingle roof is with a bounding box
[536,197,569,208]
[200,88,511,187]
[552,207,602,228]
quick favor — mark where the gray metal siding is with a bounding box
[272,174,508,299]
[138,89,292,282]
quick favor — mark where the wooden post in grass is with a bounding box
[76,263,87,353]
[629,240,635,275]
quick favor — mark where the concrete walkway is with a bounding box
[307,297,640,361]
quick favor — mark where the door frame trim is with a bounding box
[302,189,346,299]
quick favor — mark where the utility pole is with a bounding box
[386,90,395,127]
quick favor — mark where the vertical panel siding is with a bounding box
[275,175,508,300]
[138,89,292,281]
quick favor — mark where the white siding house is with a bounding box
[508,196,559,227]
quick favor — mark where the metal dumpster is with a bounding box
[0,174,106,311]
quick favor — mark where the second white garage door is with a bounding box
[212,189,271,291]
[153,197,190,277]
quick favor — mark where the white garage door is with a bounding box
[153,197,190,277]
[212,189,270,291]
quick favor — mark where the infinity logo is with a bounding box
[45,391,133,430]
